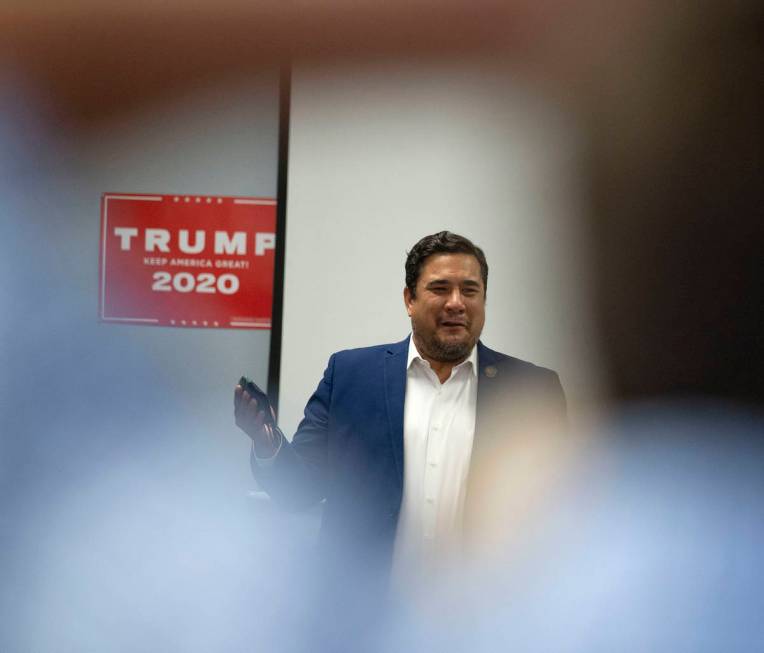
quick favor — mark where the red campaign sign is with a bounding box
[99,193,276,329]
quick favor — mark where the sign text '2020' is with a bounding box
[152,272,240,294]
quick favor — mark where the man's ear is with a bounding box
[403,287,413,317]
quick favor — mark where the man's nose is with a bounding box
[445,288,466,311]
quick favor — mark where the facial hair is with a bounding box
[412,324,477,363]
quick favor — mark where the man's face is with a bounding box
[404,253,486,363]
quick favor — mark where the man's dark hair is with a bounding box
[405,231,488,298]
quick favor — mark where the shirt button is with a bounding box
[426,497,434,504]
[428,462,437,468]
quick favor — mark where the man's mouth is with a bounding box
[440,320,467,328]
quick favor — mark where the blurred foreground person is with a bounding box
[382,3,764,651]
[234,231,565,647]
[382,405,764,653]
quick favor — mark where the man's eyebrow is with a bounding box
[425,278,482,288]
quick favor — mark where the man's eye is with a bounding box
[430,286,449,293]
[462,288,478,296]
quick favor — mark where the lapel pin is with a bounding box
[484,365,498,378]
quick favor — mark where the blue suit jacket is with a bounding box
[252,336,566,569]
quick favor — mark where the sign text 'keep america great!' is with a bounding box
[99,193,276,329]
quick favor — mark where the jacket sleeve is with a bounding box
[250,354,335,510]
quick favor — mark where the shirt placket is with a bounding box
[423,376,447,540]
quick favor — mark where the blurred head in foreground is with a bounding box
[386,4,764,650]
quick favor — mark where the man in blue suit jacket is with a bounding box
[235,232,565,578]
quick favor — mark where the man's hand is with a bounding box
[234,385,281,458]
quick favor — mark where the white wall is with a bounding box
[280,61,603,435]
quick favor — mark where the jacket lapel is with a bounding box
[384,337,409,489]
[471,340,508,480]
[464,340,505,537]
[475,340,503,433]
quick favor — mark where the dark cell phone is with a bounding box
[238,376,277,427]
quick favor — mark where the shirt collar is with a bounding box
[407,334,478,377]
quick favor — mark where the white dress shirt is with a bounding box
[391,337,479,584]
